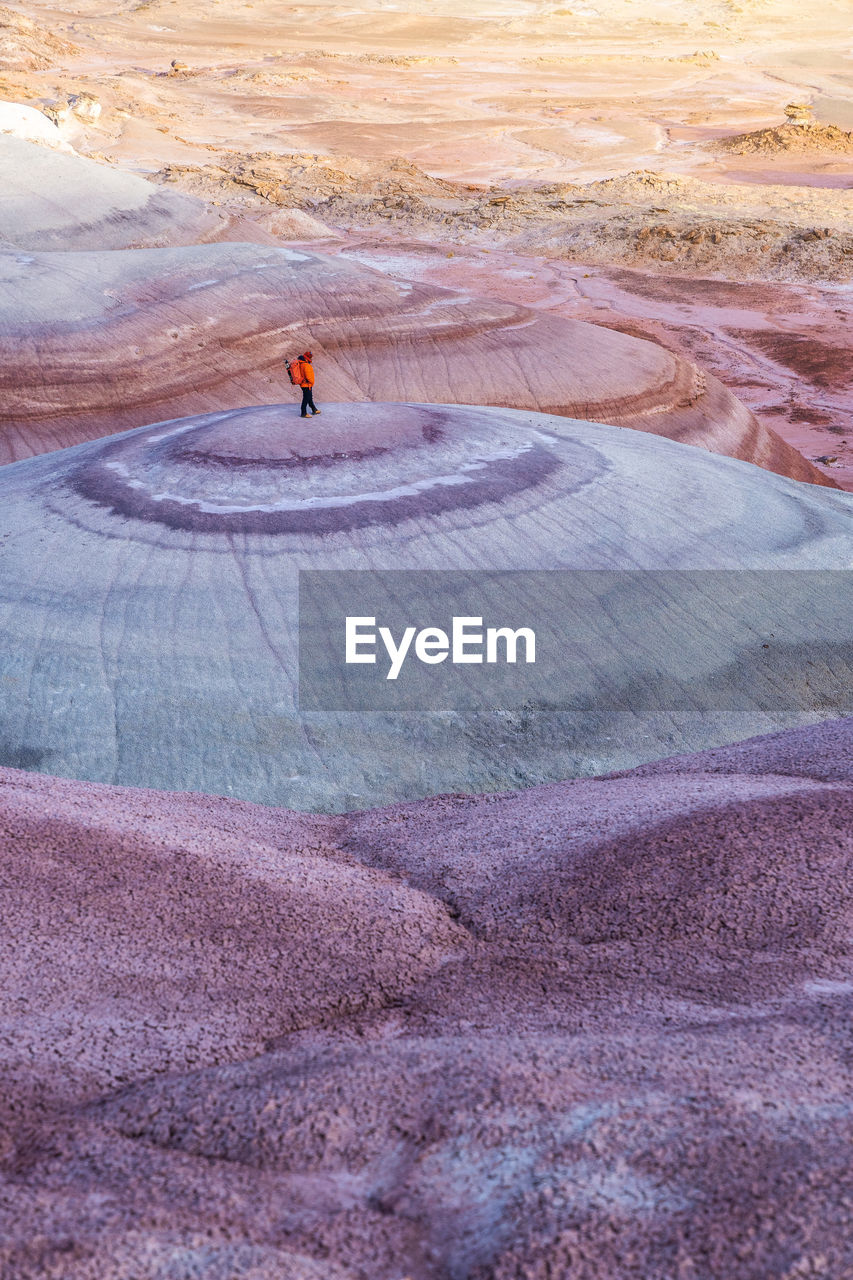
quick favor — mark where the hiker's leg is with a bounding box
[307,389,317,412]
[301,387,310,416]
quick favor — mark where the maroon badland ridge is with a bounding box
[2,717,853,1278]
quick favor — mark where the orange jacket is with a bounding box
[299,359,315,388]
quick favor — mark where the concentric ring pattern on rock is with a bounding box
[0,232,830,486]
[70,401,574,534]
[0,401,851,810]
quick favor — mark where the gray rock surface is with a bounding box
[0,400,850,810]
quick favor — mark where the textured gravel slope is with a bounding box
[2,717,853,1278]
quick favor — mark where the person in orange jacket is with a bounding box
[295,350,321,418]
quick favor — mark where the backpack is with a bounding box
[287,358,303,386]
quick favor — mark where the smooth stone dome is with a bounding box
[0,401,851,811]
[0,134,271,252]
[71,401,578,534]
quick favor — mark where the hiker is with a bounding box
[286,350,321,417]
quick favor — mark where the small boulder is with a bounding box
[784,101,813,126]
[68,91,101,121]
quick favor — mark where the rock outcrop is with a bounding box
[0,401,850,810]
[0,3,76,70]
[719,119,853,155]
[156,151,853,285]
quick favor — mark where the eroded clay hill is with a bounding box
[0,217,829,485]
[0,401,850,810]
[2,717,853,1278]
[0,133,276,251]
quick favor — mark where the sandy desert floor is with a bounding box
[1,0,851,481]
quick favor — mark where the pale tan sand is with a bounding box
[6,0,852,185]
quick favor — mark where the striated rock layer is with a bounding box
[0,400,850,810]
[0,233,829,484]
[3,717,853,1277]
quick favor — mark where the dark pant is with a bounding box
[301,386,317,415]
